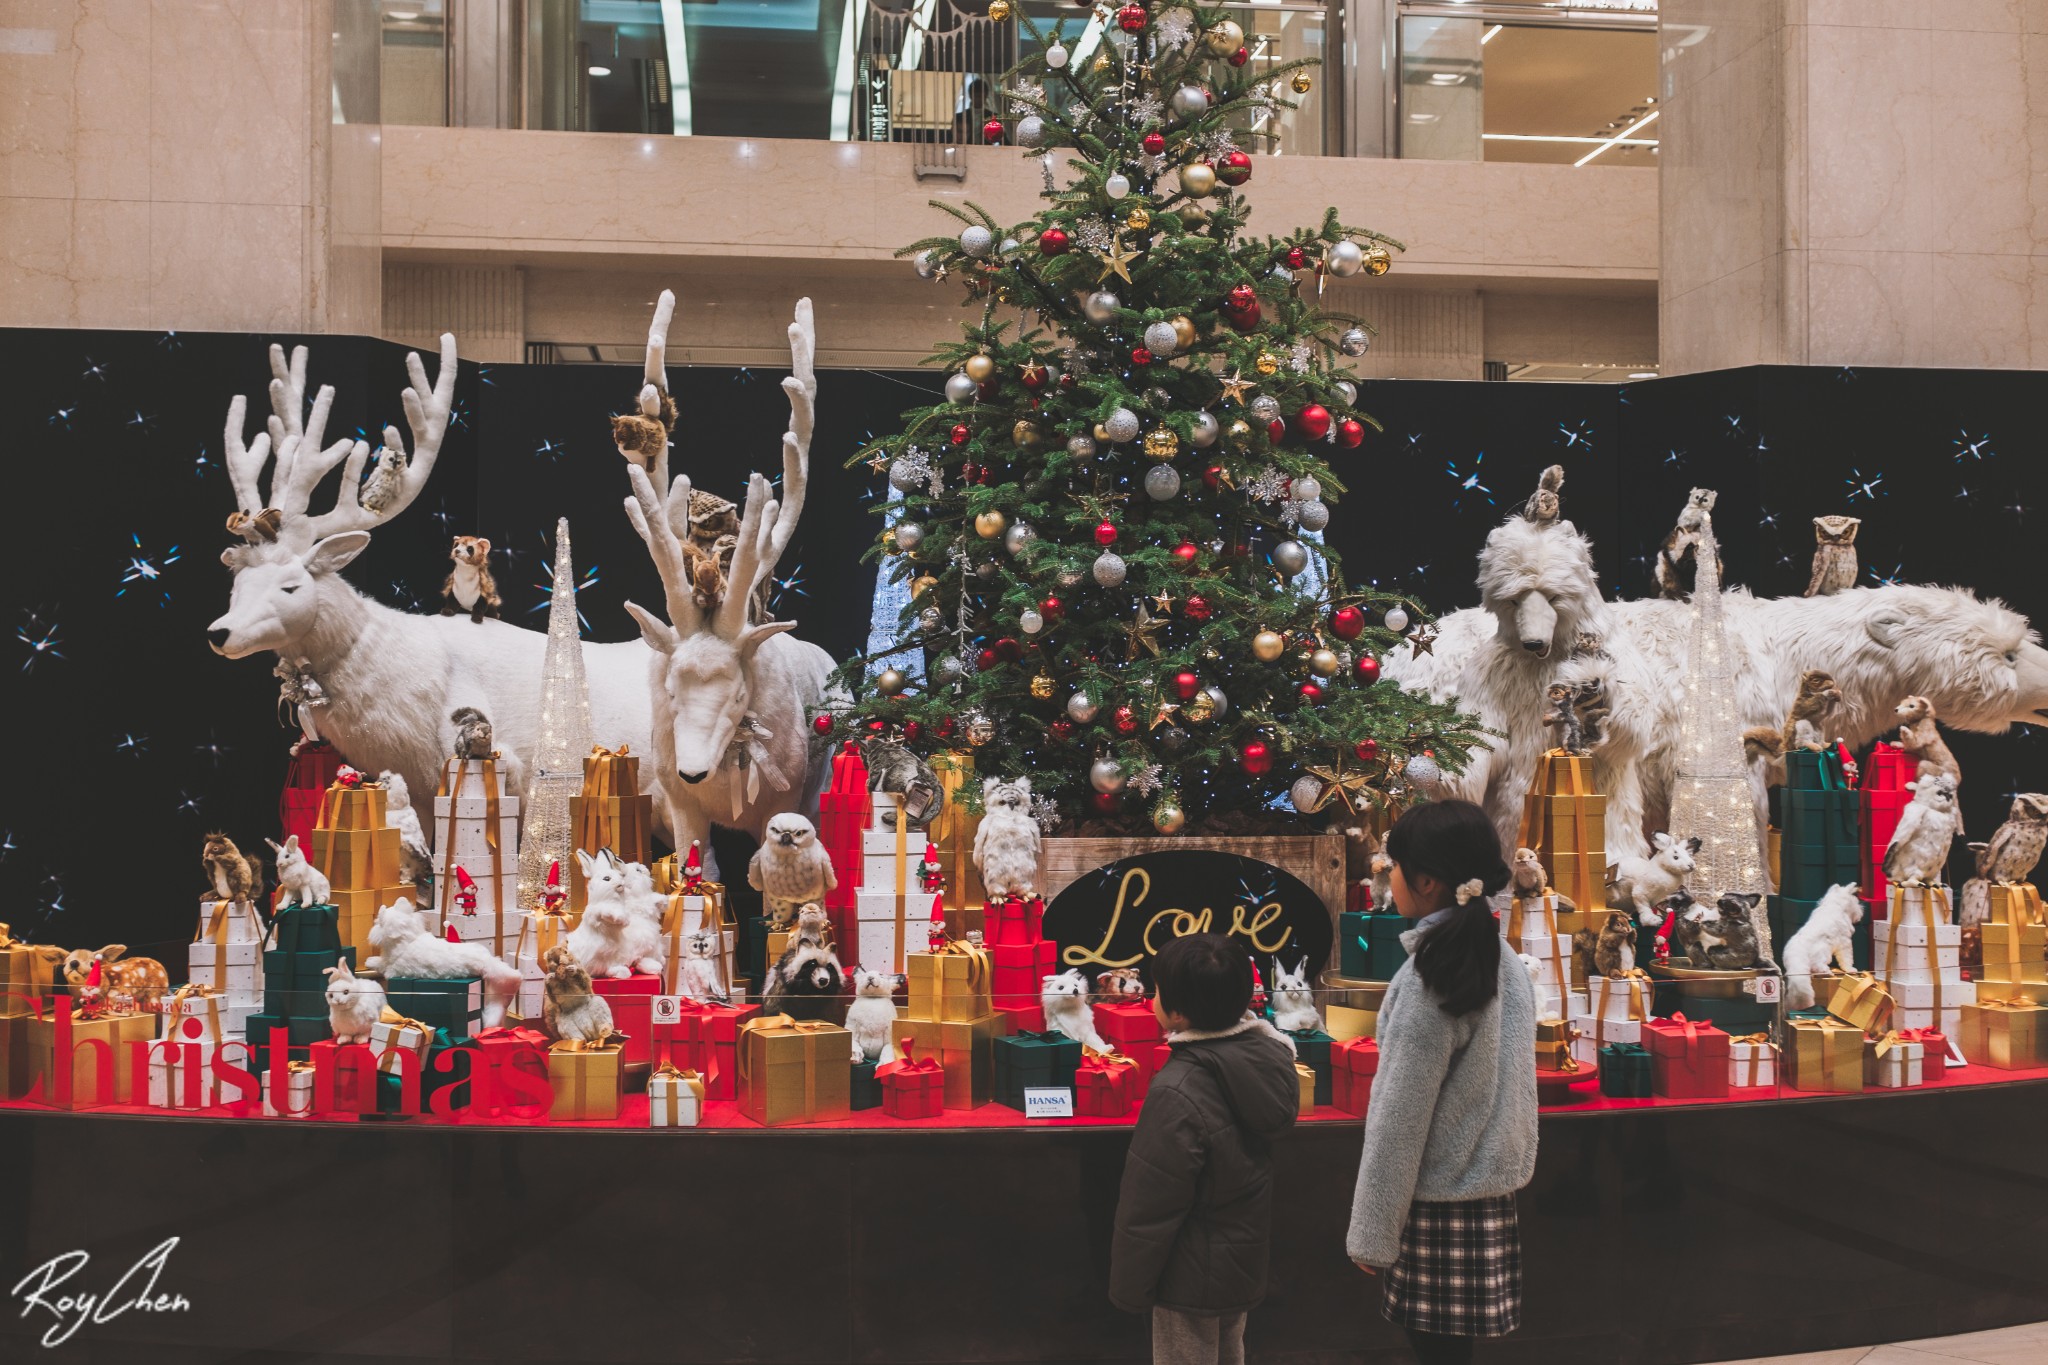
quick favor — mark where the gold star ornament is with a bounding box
[1300,753,1375,816]
[1406,624,1439,657]
[1123,603,1166,660]
[1097,235,1140,284]
[1218,371,1256,405]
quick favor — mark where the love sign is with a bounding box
[1041,850,1334,985]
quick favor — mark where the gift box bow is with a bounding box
[877,1039,943,1081]
[925,937,991,988]
[585,743,633,796]
[550,1031,627,1054]
[1080,1046,1139,1074]
[0,922,18,949]
[1870,1029,1925,1059]
[476,1025,548,1049]
[651,1060,707,1100]
[1601,1042,1651,1061]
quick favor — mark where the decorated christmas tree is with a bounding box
[823,3,1482,832]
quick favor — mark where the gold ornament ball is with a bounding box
[1182,205,1211,229]
[876,667,907,696]
[1226,418,1252,443]
[1126,206,1152,232]
[911,574,939,600]
[1291,72,1313,94]
[1170,315,1197,350]
[975,509,1009,539]
[1144,427,1180,460]
[1364,243,1393,276]
[1012,419,1043,448]
[1184,691,1216,723]
[1153,800,1187,834]
[1180,162,1217,198]
[1094,422,1113,443]
[1204,19,1244,56]
[964,353,995,382]
[1030,673,1056,700]
[1255,351,1280,376]
[1310,647,1340,676]
[987,0,1011,18]
[1252,629,1286,662]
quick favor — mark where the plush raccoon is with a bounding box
[1090,966,1147,1004]
[862,736,942,829]
[1572,910,1638,979]
[763,908,844,1021]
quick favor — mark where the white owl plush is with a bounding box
[675,930,727,1004]
[974,777,1041,899]
[1884,772,1959,887]
[748,813,837,925]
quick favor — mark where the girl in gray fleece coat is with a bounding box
[1347,800,1538,1365]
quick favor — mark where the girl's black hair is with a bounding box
[1383,799,1513,1017]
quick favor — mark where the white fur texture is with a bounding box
[748,814,837,913]
[379,770,434,887]
[1782,883,1864,1009]
[323,958,386,1044]
[676,932,728,1004]
[369,897,521,1026]
[1607,833,1699,927]
[1269,961,1322,1032]
[845,968,900,1063]
[975,778,1042,899]
[1883,774,1959,886]
[268,834,330,909]
[1519,952,1555,1022]
[567,851,665,978]
[1041,969,1111,1052]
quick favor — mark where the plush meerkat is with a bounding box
[201,832,263,903]
[1523,464,1564,525]
[1654,488,1717,599]
[450,707,496,761]
[1804,515,1861,597]
[441,536,501,623]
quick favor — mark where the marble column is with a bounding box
[1661,0,2048,373]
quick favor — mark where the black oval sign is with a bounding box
[1041,850,1335,988]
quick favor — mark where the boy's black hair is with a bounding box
[1384,798,1513,1018]
[1151,933,1254,1032]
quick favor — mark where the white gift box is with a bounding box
[1893,1003,1966,1035]
[513,968,546,1022]
[858,919,929,975]
[1868,1036,1924,1088]
[1875,919,1961,948]
[1508,930,1572,961]
[370,1016,433,1074]
[433,792,522,821]
[439,758,509,796]
[435,816,521,856]
[1728,1040,1777,1087]
[1890,885,1954,924]
[263,1065,316,1117]
[194,898,266,944]
[187,941,263,1005]
[148,1040,254,1109]
[860,855,924,891]
[647,1071,703,1127]
[1873,921,1961,978]
[1881,977,1974,1012]
[1582,975,1654,1024]
[1571,1012,1641,1049]
[445,907,531,949]
[856,888,917,921]
[161,996,258,1044]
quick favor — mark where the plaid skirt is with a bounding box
[1380,1194,1522,1338]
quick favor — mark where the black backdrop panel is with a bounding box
[6,326,2048,965]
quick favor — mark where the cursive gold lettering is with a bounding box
[1060,863,1302,969]
[1230,900,1293,952]
[1144,904,1210,954]
[1061,868,1150,969]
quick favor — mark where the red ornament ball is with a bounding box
[976,647,999,672]
[950,424,970,446]
[1131,346,1153,367]
[1228,46,1249,67]
[1049,717,1075,741]
[1217,150,1252,186]
[1091,789,1124,815]
[1094,520,1119,547]
[1225,283,1258,312]
[1114,704,1140,736]
[1172,540,1200,566]
[1143,131,1166,156]
[1182,593,1212,621]
[1040,595,1064,624]
[1020,365,1047,391]
[1240,740,1273,776]
[904,720,923,742]
[1330,605,1365,640]
[983,118,1006,144]
[1297,403,1332,441]
[935,715,957,739]
[1286,246,1307,269]
[1355,656,1382,685]
[977,379,1001,402]
[1267,419,1287,443]
[811,714,834,736]
[1171,670,1201,701]
[868,719,888,733]
[995,636,1023,663]
[1355,737,1379,763]
[1040,227,1070,256]
[1059,371,1077,390]
[1299,681,1323,704]
[1336,418,1365,449]
[1117,3,1147,33]
[1201,463,1224,490]
[1225,300,1262,332]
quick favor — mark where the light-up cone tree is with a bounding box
[519,518,596,907]
[822,3,1482,833]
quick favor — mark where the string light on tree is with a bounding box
[518,519,596,910]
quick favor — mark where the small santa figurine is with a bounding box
[926,891,949,953]
[453,866,478,916]
[682,840,706,892]
[540,860,567,916]
[918,841,943,895]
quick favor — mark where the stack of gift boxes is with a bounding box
[189,897,266,1038]
[569,745,653,911]
[310,779,409,966]
[1874,884,1974,1037]
[853,798,936,976]
[1771,748,1869,970]
[988,895,1053,1032]
[245,904,350,1068]
[1520,751,1608,987]
[1977,882,2047,1004]
[432,753,523,952]
[892,941,998,1111]
[1570,970,1652,1087]
[655,845,740,1001]
[1502,892,1573,1027]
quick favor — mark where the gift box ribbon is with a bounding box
[1505,893,1559,943]
[1884,884,1952,1014]
[167,983,227,1048]
[1595,969,1651,1022]
[1518,752,1598,909]
[1795,1015,1861,1080]
[438,755,506,936]
[1730,1032,1776,1087]
[1827,970,1896,1035]
[578,745,639,853]
[0,922,17,949]
[877,1038,943,1084]
[650,1060,706,1124]
[737,1015,840,1118]
[197,898,263,950]
[1992,882,2045,928]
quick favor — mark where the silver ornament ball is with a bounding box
[1092,551,1128,587]
[1296,499,1330,532]
[1016,115,1046,148]
[1201,685,1229,719]
[1404,753,1443,791]
[1084,290,1121,323]
[1090,757,1127,793]
[1293,475,1322,503]
[975,560,999,580]
[945,372,979,404]
[1067,691,1100,723]
[1003,520,1037,554]
[1189,411,1220,448]
[933,655,966,685]
[1104,172,1131,200]
[1067,433,1097,461]
[1143,321,1181,357]
[914,250,941,280]
[1045,41,1069,70]
[1332,379,1358,405]
[888,457,921,491]
[1104,408,1141,443]
[1249,395,1281,424]
[893,520,925,551]
[1271,539,1309,577]
[1289,774,1326,815]
[1144,463,1183,501]
[960,225,995,258]
[1019,608,1044,636]
[1339,327,1371,357]
[1327,239,1365,277]
[1172,84,1209,118]
[1384,606,1410,633]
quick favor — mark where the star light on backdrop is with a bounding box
[1664,448,1686,466]
[128,410,155,431]
[175,791,204,816]
[80,357,107,382]
[117,535,181,607]
[193,445,214,478]
[1446,454,1493,508]
[1867,563,1906,587]
[1844,468,1885,501]
[48,405,75,429]
[193,732,231,767]
[527,558,600,632]
[0,831,15,863]
[534,438,568,462]
[16,613,63,672]
[1953,430,1993,462]
[518,518,597,911]
[1556,419,1593,451]
[156,331,183,350]
[114,733,147,757]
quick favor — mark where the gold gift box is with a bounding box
[0,940,55,1019]
[1959,998,2048,1069]
[330,888,406,958]
[892,1013,999,1110]
[1785,1017,1865,1093]
[907,948,992,1024]
[28,1012,155,1109]
[929,754,987,910]
[548,1041,622,1119]
[1522,797,1608,853]
[1325,1004,1377,1041]
[1825,973,1895,1034]
[310,827,401,890]
[740,1017,852,1125]
[583,747,641,790]
[319,786,387,831]
[568,794,655,906]
[1295,1061,1316,1116]
[1987,882,2045,927]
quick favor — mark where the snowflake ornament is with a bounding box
[1247,465,1290,503]
[1131,94,1165,126]
[1288,344,1313,374]
[1154,8,1196,48]
[1029,794,1064,833]
[1129,764,1165,796]
[1075,215,1114,254]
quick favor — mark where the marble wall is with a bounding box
[0,0,380,334]
[1661,0,2048,372]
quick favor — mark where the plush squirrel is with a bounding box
[541,944,616,1043]
[1571,910,1638,979]
[1540,679,1607,755]
[441,536,501,623]
[201,832,263,904]
[1653,488,1717,599]
[1523,464,1565,525]
[1742,669,1842,785]
[1510,846,1575,913]
[359,441,408,513]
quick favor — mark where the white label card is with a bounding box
[1744,976,1781,1002]
[651,995,682,1025]
[1023,1087,1075,1118]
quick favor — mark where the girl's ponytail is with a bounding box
[1384,799,1513,1017]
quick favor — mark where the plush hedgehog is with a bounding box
[974,777,1041,899]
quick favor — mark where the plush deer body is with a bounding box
[205,336,663,818]
[622,291,840,854]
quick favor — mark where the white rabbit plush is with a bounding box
[845,967,899,1064]
[268,835,331,910]
[324,957,386,1045]
[1607,832,1702,927]
[369,896,521,1028]
[1269,959,1322,1033]
[1042,968,1111,1053]
[566,850,665,979]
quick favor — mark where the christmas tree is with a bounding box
[825,2,1483,833]
[518,518,595,907]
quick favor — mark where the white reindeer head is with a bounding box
[208,337,456,658]
[621,291,816,787]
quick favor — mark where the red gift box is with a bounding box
[1000,1002,1046,1033]
[1075,1051,1139,1117]
[1645,1013,1731,1099]
[1093,999,1162,1097]
[988,895,1045,945]
[991,940,1057,1004]
[818,744,871,913]
[877,1040,945,1119]
[279,741,346,846]
[1898,1027,1947,1085]
[306,1037,376,1111]
[1151,1041,1174,1076]
[1346,882,1372,912]
[473,1025,548,1112]
[665,1000,760,1099]
[1864,743,1911,789]
[1333,1037,1379,1116]
[593,974,661,1066]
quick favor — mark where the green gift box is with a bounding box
[270,904,341,956]
[1770,895,1872,971]
[1785,749,1852,792]
[994,1030,1082,1109]
[384,976,483,1039]
[745,915,773,984]
[1339,911,1372,978]
[371,1030,470,1118]
[1599,1042,1653,1097]
[265,946,354,988]
[1346,913,1409,982]
[1650,984,1776,1035]
[243,1012,330,1048]
[851,1058,883,1111]
[1288,1028,1334,1106]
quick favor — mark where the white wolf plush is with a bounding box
[268,835,330,910]
[675,931,728,1005]
[1607,833,1701,927]
[567,850,664,979]
[975,777,1042,898]
[845,967,899,1064]
[323,957,386,1045]
[748,812,836,926]
[1883,772,1959,886]
[1782,883,1865,1009]
[368,896,521,1027]
[1041,968,1111,1053]
[1269,959,1322,1033]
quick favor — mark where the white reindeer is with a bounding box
[204,336,664,821]
[620,291,840,854]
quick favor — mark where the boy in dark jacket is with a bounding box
[1110,933,1301,1365]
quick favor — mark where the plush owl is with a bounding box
[748,813,837,924]
[973,777,1041,899]
[1804,515,1860,597]
[1980,792,2048,884]
[1883,773,1960,886]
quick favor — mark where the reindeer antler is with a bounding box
[714,298,816,638]
[623,290,704,637]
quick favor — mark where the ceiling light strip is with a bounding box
[659,0,693,136]
[1573,106,1657,165]
[1484,133,1656,144]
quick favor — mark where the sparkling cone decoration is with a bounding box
[1667,513,1767,897]
[519,519,597,910]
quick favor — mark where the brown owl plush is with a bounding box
[1804,515,1861,597]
